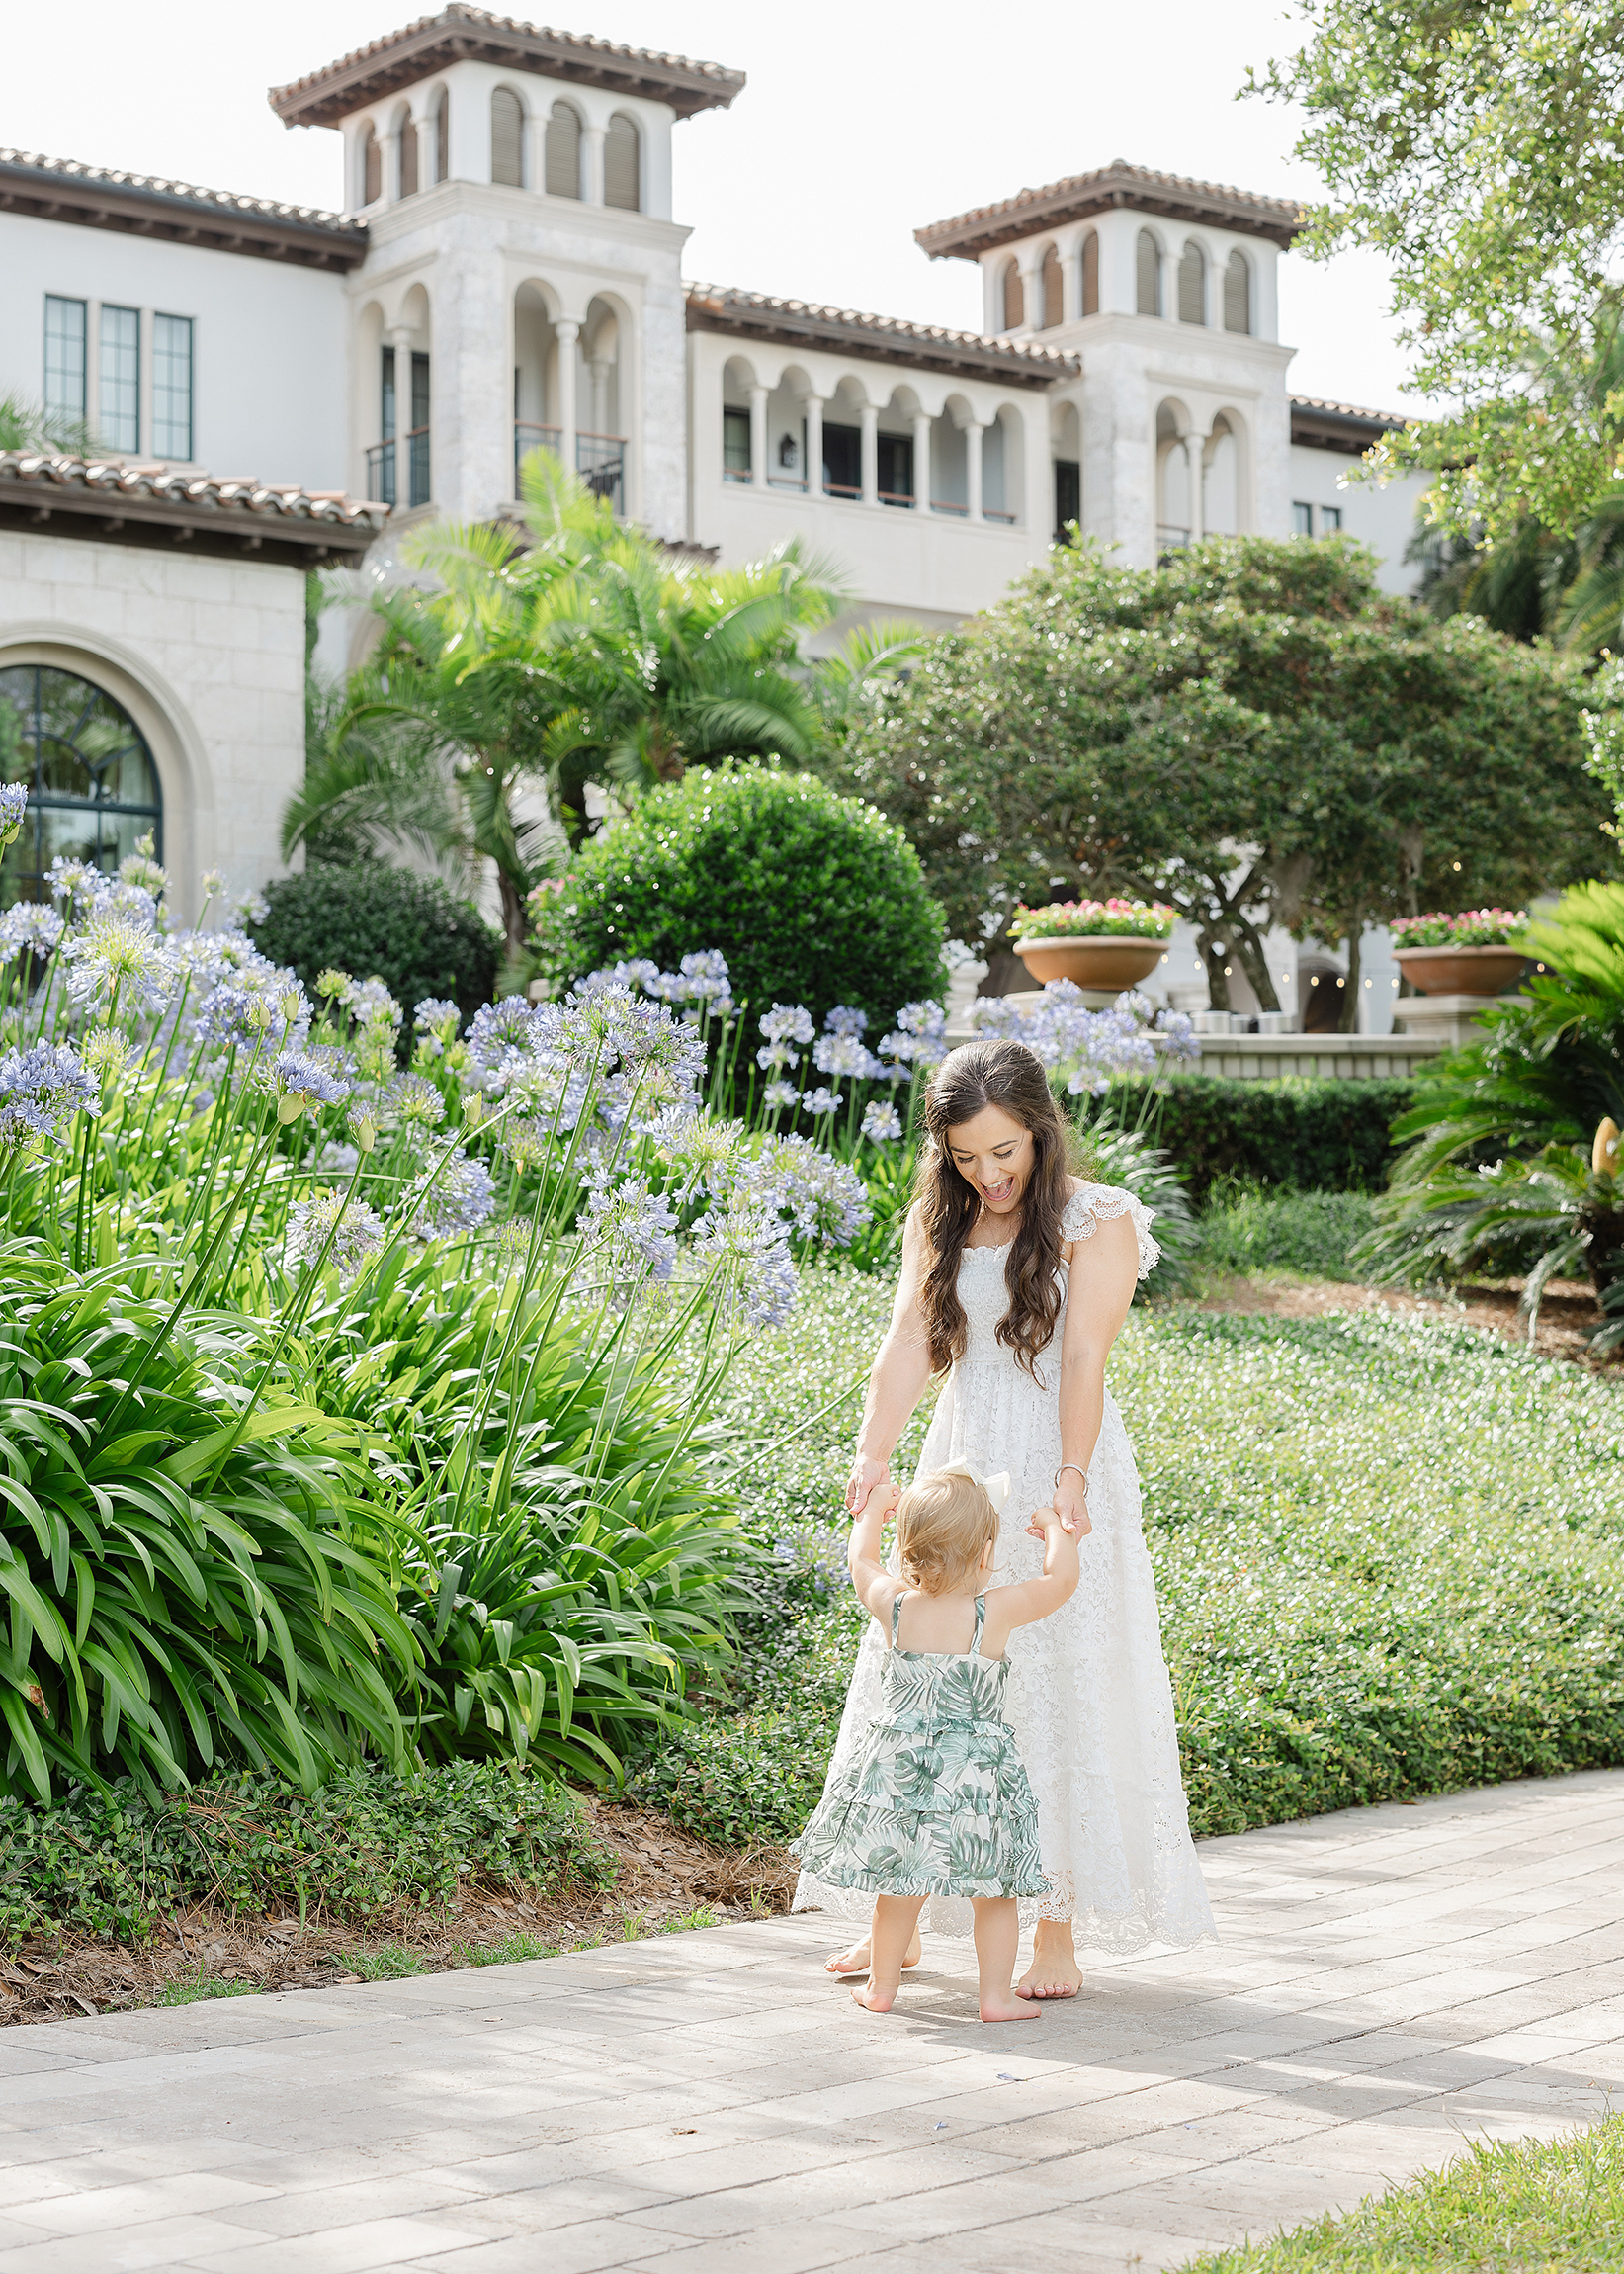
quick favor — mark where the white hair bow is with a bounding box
[937,1459,1011,1513]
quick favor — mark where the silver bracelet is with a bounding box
[1055,1463,1089,1492]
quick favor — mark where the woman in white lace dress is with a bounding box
[794,1038,1214,1997]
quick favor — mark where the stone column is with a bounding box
[556,318,580,478]
[1062,239,1083,324]
[588,357,611,438]
[803,394,824,495]
[415,113,436,191]
[860,402,879,504]
[1159,246,1179,322]
[1186,428,1207,543]
[581,124,606,205]
[382,127,401,204]
[911,409,932,510]
[964,419,984,520]
[523,109,546,195]
[749,383,769,489]
[1018,256,1045,335]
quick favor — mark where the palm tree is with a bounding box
[0,392,103,458]
[285,454,841,958]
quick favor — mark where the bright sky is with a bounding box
[6,0,1425,417]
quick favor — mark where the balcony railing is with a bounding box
[365,426,431,509]
[576,431,625,512]
[515,422,561,491]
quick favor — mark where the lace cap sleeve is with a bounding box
[1063,1181,1160,1280]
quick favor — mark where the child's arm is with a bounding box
[847,1480,901,1627]
[981,1510,1080,1654]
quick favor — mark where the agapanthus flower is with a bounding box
[502,1116,550,1169]
[286,1187,386,1274]
[88,879,160,930]
[0,903,63,961]
[228,890,270,928]
[118,836,168,898]
[342,975,402,1030]
[692,1193,797,1328]
[271,1050,350,1122]
[62,906,180,1013]
[0,784,28,846]
[47,856,101,911]
[410,1149,496,1238]
[804,1087,843,1117]
[762,1079,799,1110]
[81,1027,131,1083]
[0,1041,100,1152]
[579,1171,678,1291]
[814,1031,881,1080]
[861,1100,902,1143]
[466,996,537,1075]
[412,998,462,1056]
[824,1005,869,1037]
[313,1141,361,1177]
[745,1133,871,1247]
[666,1115,748,1202]
[759,1004,814,1049]
[347,1098,380,1153]
[387,1072,447,1130]
[888,1000,950,1074]
[315,967,351,1001]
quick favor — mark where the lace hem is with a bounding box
[1065,1182,1159,1279]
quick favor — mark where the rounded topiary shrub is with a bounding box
[251,863,500,1024]
[529,765,946,1024]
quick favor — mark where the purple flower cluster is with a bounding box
[0,1041,99,1152]
[973,981,1200,1094]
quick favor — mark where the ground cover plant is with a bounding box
[638,1268,1624,1847]
[1180,2113,1624,2273]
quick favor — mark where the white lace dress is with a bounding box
[794,1182,1216,1951]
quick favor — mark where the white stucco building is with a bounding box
[0,3,1425,1010]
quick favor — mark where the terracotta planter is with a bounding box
[1011,934,1165,989]
[1393,943,1528,998]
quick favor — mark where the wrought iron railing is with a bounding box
[365,426,431,509]
[514,422,562,491]
[576,431,625,512]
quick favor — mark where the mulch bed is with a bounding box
[1189,1272,1610,1366]
[0,1801,797,2028]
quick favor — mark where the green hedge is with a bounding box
[1117,1075,1414,1205]
[529,764,945,1028]
[0,1762,609,1950]
[252,864,500,1027]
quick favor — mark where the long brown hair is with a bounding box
[916,1039,1078,1378]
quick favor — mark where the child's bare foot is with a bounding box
[850,1980,898,2013]
[1017,1921,1082,2000]
[825,1932,922,1978]
[980,1991,1042,2023]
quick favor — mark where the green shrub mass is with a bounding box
[527,765,945,1029]
[252,864,500,1026]
[1199,1187,1379,1281]
[634,1270,1624,1848]
[1127,1076,1412,1205]
[0,1761,608,1950]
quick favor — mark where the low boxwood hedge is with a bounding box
[1112,1074,1414,1205]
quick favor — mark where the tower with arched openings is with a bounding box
[269,13,745,540]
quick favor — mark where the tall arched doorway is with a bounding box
[0,664,163,904]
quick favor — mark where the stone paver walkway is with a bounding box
[0,1772,1619,2274]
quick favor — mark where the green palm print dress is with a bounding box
[790,1593,1050,1900]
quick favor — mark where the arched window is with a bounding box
[604,113,640,211]
[398,111,418,198]
[361,125,381,207]
[1224,250,1251,335]
[434,91,449,183]
[546,101,581,198]
[491,88,523,186]
[1001,258,1023,331]
[1136,229,1160,316]
[1178,242,1206,324]
[1040,244,1063,329]
[1080,230,1099,316]
[0,664,163,906]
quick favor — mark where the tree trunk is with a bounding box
[1231,917,1282,1013]
[498,867,529,963]
[1338,916,1364,1033]
[1201,931,1232,1010]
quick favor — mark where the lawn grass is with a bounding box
[633,1265,1624,1846]
[1180,2115,1624,2271]
[160,1976,258,2006]
[1198,1184,1380,1282]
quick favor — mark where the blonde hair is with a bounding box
[896,1467,999,1595]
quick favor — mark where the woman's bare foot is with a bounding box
[981,1991,1042,2024]
[850,1980,898,2013]
[1016,1920,1082,2000]
[825,1931,922,1978]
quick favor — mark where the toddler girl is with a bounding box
[791,1461,1079,2023]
